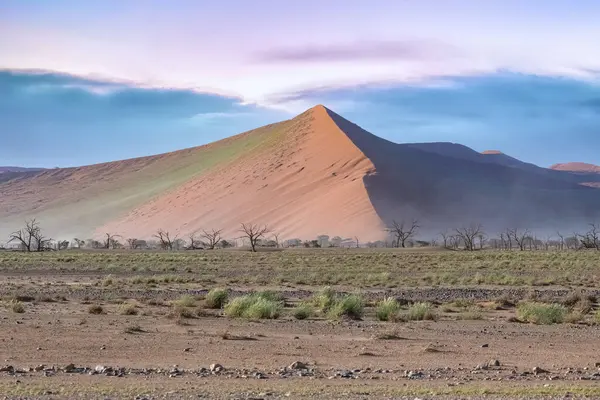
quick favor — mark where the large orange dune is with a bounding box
[1,105,600,242]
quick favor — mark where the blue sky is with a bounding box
[1,0,600,167]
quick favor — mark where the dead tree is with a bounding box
[556,232,565,251]
[240,223,269,252]
[153,229,176,250]
[386,219,420,248]
[454,223,484,251]
[103,233,121,250]
[577,223,600,250]
[9,219,52,252]
[272,232,282,248]
[187,231,202,250]
[56,240,70,251]
[440,230,451,249]
[127,238,139,250]
[201,229,223,250]
[73,238,85,249]
[508,228,530,251]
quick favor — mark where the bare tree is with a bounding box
[127,238,140,250]
[187,231,202,250]
[153,229,176,250]
[103,233,121,250]
[201,229,223,250]
[239,223,269,252]
[556,231,565,251]
[386,219,420,248]
[272,232,282,248]
[454,223,484,251]
[508,228,530,251]
[577,223,600,250]
[8,219,51,252]
[73,238,85,249]
[440,230,451,249]
[56,240,70,251]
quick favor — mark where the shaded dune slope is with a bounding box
[324,108,600,233]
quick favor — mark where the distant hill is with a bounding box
[1,105,600,240]
[551,162,600,174]
[0,166,45,174]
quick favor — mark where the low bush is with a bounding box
[9,300,25,314]
[224,294,282,320]
[312,286,336,311]
[118,303,139,315]
[88,304,104,314]
[205,288,228,309]
[327,294,364,320]
[375,297,401,321]
[517,302,567,325]
[293,303,315,320]
[173,294,196,308]
[407,302,436,321]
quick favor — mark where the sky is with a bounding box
[1,0,600,167]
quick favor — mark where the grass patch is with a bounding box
[8,300,25,314]
[406,302,436,321]
[169,305,196,319]
[517,302,568,325]
[312,286,336,311]
[326,294,364,320]
[223,294,282,319]
[457,307,484,320]
[88,305,104,315]
[293,302,315,320]
[173,294,196,308]
[375,297,401,321]
[205,288,228,309]
[118,303,139,315]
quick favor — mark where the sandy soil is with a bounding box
[2,272,600,399]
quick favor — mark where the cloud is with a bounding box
[0,69,286,167]
[253,39,459,63]
[269,73,600,166]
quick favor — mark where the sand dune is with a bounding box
[2,105,600,242]
[551,162,600,174]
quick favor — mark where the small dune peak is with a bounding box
[482,150,504,155]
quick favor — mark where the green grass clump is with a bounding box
[224,294,282,319]
[327,294,364,320]
[205,288,228,309]
[312,286,336,311]
[517,302,568,325]
[457,307,484,320]
[293,303,315,320]
[407,302,437,321]
[173,294,196,308]
[375,297,401,321]
[169,305,196,319]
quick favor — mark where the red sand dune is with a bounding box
[551,162,600,174]
[1,105,600,242]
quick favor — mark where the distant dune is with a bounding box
[551,162,600,174]
[1,105,600,241]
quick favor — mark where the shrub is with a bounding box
[293,303,314,320]
[327,294,364,320]
[224,294,282,320]
[457,308,484,320]
[594,309,600,324]
[245,297,282,319]
[173,294,196,308]
[118,303,139,315]
[312,286,336,311]
[88,305,104,315]
[375,297,401,321]
[407,302,436,321]
[517,302,567,325]
[255,290,283,302]
[205,288,228,309]
[169,305,196,319]
[9,300,25,314]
